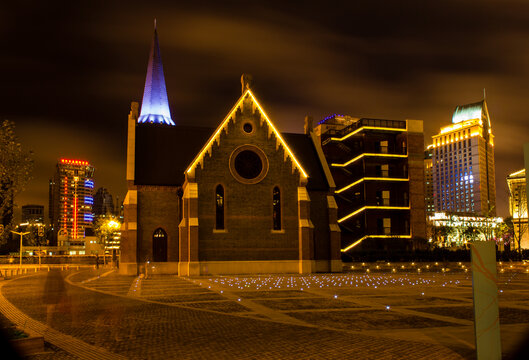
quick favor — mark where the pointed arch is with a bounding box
[216,185,225,230]
[273,186,281,230]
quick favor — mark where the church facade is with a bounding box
[120,27,341,276]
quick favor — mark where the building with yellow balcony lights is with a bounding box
[428,99,496,216]
[507,169,528,250]
[314,115,427,253]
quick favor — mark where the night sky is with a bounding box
[2,1,528,220]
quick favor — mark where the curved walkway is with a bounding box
[1,270,472,359]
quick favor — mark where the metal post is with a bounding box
[10,231,30,268]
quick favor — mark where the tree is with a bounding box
[93,215,121,264]
[0,120,33,244]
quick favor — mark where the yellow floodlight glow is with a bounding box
[329,125,407,142]
[342,237,366,252]
[247,90,307,178]
[341,234,412,252]
[186,89,307,178]
[331,153,408,168]
[338,205,411,223]
[509,169,525,177]
[336,177,409,194]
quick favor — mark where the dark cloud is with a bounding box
[2,0,529,219]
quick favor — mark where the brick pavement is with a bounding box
[1,266,528,359]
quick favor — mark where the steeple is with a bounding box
[138,20,175,125]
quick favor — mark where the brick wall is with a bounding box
[195,101,301,261]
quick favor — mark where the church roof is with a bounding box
[138,23,174,126]
[135,125,212,186]
[134,124,329,190]
[185,89,308,179]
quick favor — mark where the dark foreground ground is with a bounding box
[1,262,529,359]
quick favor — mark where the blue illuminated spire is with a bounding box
[138,20,175,125]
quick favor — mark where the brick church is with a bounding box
[120,26,341,276]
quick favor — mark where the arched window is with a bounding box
[216,185,224,230]
[273,187,281,230]
[152,228,167,262]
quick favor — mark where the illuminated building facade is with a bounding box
[121,26,340,276]
[429,99,496,216]
[314,115,427,252]
[507,169,528,250]
[21,204,44,224]
[429,212,503,246]
[49,159,95,242]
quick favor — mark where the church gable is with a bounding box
[185,86,307,181]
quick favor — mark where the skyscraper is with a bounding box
[49,159,95,241]
[430,99,496,216]
[93,187,114,217]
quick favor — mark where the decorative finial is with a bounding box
[154,18,157,30]
[241,74,253,94]
[483,88,486,100]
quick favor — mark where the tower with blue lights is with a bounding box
[49,159,95,244]
[137,20,174,126]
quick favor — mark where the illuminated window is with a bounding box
[273,187,281,230]
[377,140,389,153]
[152,228,167,262]
[376,164,389,177]
[376,190,390,206]
[377,218,391,235]
[216,185,224,230]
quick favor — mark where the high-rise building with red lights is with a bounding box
[49,159,95,242]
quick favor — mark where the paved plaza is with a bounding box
[1,263,529,359]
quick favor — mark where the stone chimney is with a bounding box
[304,115,313,135]
[241,74,253,94]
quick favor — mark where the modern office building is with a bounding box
[314,115,426,252]
[507,169,528,250]
[429,99,496,216]
[49,159,95,242]
[93,187,114,217]
[21,204,44,224]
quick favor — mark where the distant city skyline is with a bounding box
[4,1,529,218]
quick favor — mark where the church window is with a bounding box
[229,145,269,184]
[152,228,167,262]
[243,122,253,133]
[234,150,263,179]
[216,185,224,230]
[273,187,281,230]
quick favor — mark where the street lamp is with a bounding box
[10,230,30,267]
